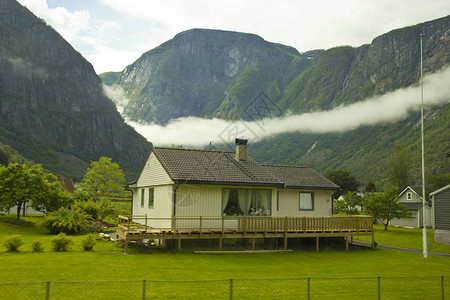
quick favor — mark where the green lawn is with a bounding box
[0,216,449,299]
[355,224,450,254]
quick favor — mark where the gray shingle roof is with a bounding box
[262,165,340,190]
[152,147,282,186]
[151,147,339,190]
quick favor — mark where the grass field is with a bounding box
[355,224,450,254]
[0,216,449,299]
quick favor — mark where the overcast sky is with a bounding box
[17,0,450,74]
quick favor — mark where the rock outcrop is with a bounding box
[0,0,150,179]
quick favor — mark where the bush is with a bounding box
[2,235,24,252]
[73,200,101,220]
[32,241,44,252]
[45,207,88,234]
[87,219,110,233]
[73,199,118,221]
[51,233,73,252]
[81,234,96,251]
[97,199,118,220]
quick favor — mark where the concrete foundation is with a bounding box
[434,230,450,245]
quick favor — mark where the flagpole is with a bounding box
[420,33,428,259]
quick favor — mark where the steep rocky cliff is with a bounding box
[281,16,449,113]
[0,0,150,180]
[115,16,448,125]
[117,29,313,124]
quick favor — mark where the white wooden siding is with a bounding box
[137,152,173,187]
[275,189,333,217]
[133,185,173,229]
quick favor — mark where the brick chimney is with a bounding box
[235,138,248,161]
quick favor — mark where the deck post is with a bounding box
[252,238,255,250]
[178,238,181,250]
[316,237,319,252]
[199,216,202,238]
[284,217,288,250]
[346,236,349,251]
[125,236,129,253]
[372,231,375,249]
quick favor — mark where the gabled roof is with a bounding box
[398,186,422,200]
[148,147,339,190]
[152,147,283,187]
[262,165,339,190]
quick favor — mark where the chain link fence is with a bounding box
[0,276,446,299]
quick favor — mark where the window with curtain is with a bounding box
[148,188,154,208]
[140,188,145,207]
[222,188,271,216]
[299,192,314,210]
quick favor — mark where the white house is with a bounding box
[390,186,431,228]
[128,139,340,230]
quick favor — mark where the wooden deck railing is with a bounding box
[117,215,373,237]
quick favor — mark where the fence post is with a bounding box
[142,280,146,300]
[307,277,310,300]
[441,276,444,300]
[46,281,50,300]
[229,279,233,300]
[377,277,380,300]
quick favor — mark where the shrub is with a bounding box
[97,199,118,220]
[81,234,96,251]
[73,200,101,220]
[32,241,44,252]
[51,233,73,252]
[87,219,110,233]
[45,207,88,234]
[2,235,24,252]
[73,199,118,221]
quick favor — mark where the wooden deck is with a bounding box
[117,215,374,252]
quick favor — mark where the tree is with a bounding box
[428,172,450,193]
[0,164,71,219]
[79,157,126,200]
[364,186,410,231]
[324,170,359,198]
[334,191,362,215]
[364,180,377,193]
[387,141,411,191]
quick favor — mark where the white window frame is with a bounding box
[407,192,412,201]
[148,188,154,209]
[140,188,145,207]
[299,192,314,211]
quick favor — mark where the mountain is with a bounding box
[108,16,449,188]
[114,17,448,125]
[0,0,150,180]
[115,29,313,124]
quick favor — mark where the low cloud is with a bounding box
[123,66,450,146]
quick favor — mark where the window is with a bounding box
[148,188,154,208]
[276,191,279,211]
[299,192,314,211]
[222,188,272,216]
[140,189,145,207]
[407,192,412,200]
